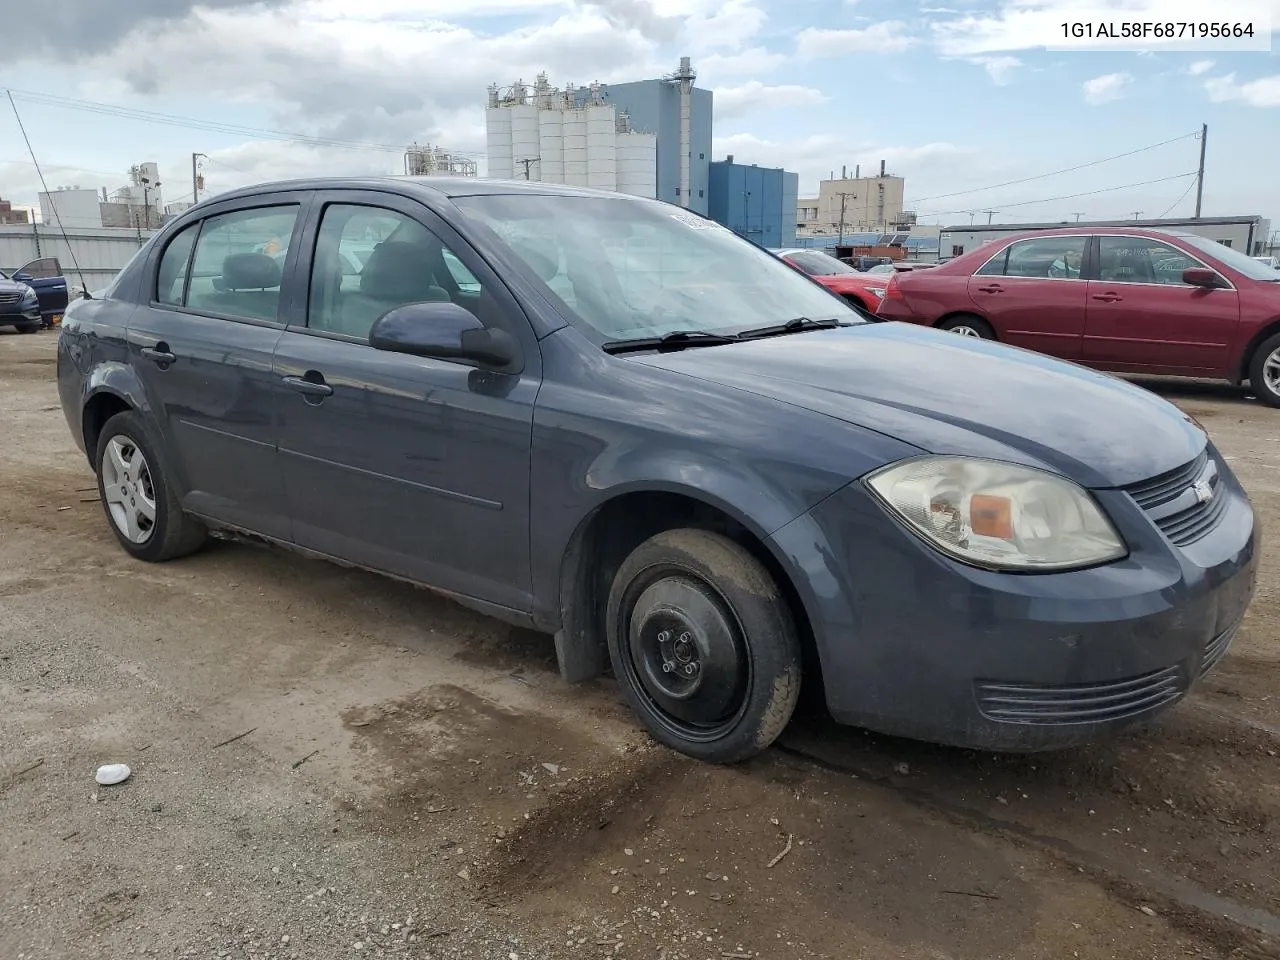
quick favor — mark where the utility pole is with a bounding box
[1194,122,1207,218]
[835,191,856,245]
[1131,211,1143,220]
[517,157,539,180]
[983,209,997,225]
[1071,212,1084,223]
[192,153,207,204]
[969,212,976,225]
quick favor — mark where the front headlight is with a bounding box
[20,286,37,304]
[868,287,886,298]
[865,456,1127,571]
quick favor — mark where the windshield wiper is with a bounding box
[601,330,741,355]
[736,316,849,340]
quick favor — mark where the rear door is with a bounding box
[1082,235,1240,375]
[16,257,69,315]
[965,235,1088,360]
[125,195,309,539]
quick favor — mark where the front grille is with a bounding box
[1200,623,1237,677]
[1122,449,1227,547]
[975,666,1183,724]
[0,292,22,304]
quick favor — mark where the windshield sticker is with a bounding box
[670,212,725,231]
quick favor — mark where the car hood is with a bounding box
[817,274,884,293]
[631,321,1205,489]
[0,278,31,295]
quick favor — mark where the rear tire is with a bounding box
[1248,332,1280,408]
[94,410,207,562]
[605,529,802,764]
[938,314,995,339]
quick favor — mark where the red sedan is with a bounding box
[875,227,1280,406]
[772,249,887,318]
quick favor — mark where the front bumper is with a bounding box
[769,449,1258,751]
[1,303,42,325]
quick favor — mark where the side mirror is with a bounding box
[369,301,521,372]
[1183,267,1227,289]
[12,272,33,283]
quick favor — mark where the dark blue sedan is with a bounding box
[55,178,1257,762]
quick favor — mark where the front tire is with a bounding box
[938,314,995,339]
[16,323,40,334]
[605,529,802,763]
[95,410,207,562]
[1248,332,1280,408]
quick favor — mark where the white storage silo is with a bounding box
[538,109,565,184]
[485,107,514,180]
[585,105,617,191]
[616,132,657,199]
[510,104,540,181]
[563,108,589,187]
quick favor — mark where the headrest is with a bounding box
[222,252,281,290]
[520,247,559,282]
[360,241,446,302]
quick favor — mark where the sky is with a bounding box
[0,0,1278,232]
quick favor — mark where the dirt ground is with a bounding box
[2,327,1278,960]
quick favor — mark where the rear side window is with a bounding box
[156,223,199,305]
[982,236,1086,279]
[184,205,300,322]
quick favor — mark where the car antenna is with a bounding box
[6,90,93,299]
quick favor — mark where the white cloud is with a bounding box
[1186,60,1215,76]
[795,22,918,58]
[696,46,785,78]
[1081,72,1132,105]
[969,55,1021,85]
[1205,72,1280,107]
[714,82,828,119]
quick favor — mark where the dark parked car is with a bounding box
[57,179,1257,762]
[4,258,70,327]
[0,272,42,332]
[875,227,1280,406]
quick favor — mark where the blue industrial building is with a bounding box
[706,157,799,249]
[600,60,713,216]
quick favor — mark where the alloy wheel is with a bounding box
[101,435,157,544]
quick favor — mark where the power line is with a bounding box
[916,172,1198,221]
[905,130,1201,206]
[3,87,488,159]
[1158,177,1199,218]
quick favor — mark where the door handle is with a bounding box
[282,375,334,398]
[1091,294,1123,303]
[141,345,176,365]
[976,285,1004,294]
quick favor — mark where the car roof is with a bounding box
[198,176,649,206]
[980,225,1202,243]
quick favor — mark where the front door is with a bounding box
[271,192,539,612]
[966,235,1088,360]
[1082,235,1241,375]
[125,199,306,539]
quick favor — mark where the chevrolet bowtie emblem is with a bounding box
[1193,478,1214,504]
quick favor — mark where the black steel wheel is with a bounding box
[606,529,802,763]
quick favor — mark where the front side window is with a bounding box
[1098,237,1198,285]
[307,204,480,340]
[1181,234,1280,282]
[994,236,1086,279]
[185,205,299,322]
[454,195,857,342]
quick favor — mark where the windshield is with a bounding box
[785,251,858,276]
[453,195,858,341]
[1180,235,1280,282]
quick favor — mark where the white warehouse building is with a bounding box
[485,75,657,198]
